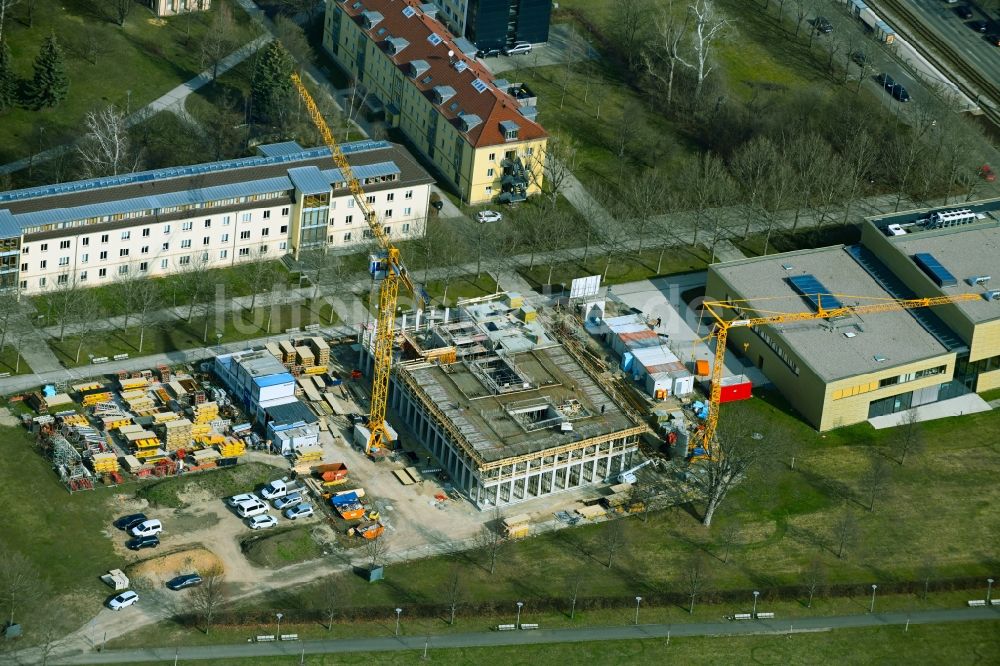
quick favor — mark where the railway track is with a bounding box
[872,0,1000,126]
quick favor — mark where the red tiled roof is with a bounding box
[338,0,547,148]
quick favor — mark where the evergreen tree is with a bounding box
[250,40,294,123]
[31,34,68,109]
[0,41,15,112]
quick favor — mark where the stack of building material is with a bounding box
[81,391,114,408]
[125,430,162,461]
[195,433,225,447]
[162,418,193,452]
[308,337,330,366]
[265,342,282,360]
[217,437,246,457]
[119,377,149,392]
[119,454,143,473]
[121,390,155,412]
[294,443,323,464]
[152,411,179,425]
[60,413,89,427]
[295,346,315,368]
[192,401,219,424]
[279,340,296,365]
[72,381,104,394]
[153,387,172,404]
[91,452,119,474]
[101,414,133,431]
[167,380,188,399]
[191,447,221,466]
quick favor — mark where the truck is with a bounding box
[259,478,303,500]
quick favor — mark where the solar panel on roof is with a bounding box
[427,33,442,46]
[471,79,489,93]
[788,275,844,311]
[913,253,957,287]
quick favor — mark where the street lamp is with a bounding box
[634,596,642,625]
[515,601,524,628]
[869,585,878,613]
[752,590,760,617]
[395,607,402,636]
[988,578,995,604]
[215,332,222,351]
[275,612,284,638]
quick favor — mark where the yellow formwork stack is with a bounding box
[295,346,315,368]
[192,401,219,424]
[162,418,193,452]
[294,444,323,464]
[152,411,179,425]
[125,430,161,460]
[82,392,113,408]
[61,414,89,427]
[91,452,119,474]
[121,390,155,412]
[102,415,133,431]
[217,438,246,457]
[119,377,149,391]
[194,433,225,447]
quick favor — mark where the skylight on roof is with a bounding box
[421,74,433,84]
[449,101,459,112]
[427,33,443,46]
[402,5,416,17]
[471,79,489,93]
[377,27,387,36]
[454,60,468,73]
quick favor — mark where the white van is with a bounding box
[129,519,163,537]
[235,498,269,518]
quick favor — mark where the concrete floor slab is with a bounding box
[868,393,991,429]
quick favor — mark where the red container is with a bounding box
[717,376,752,403]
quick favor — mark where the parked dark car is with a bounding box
[876,72,896,89]
[970,20,989,33]
[125,535,160,551]
[166,574,203,591]
[851,51,869,66]
[114,513,147,531]
[476,48,501,58]
[814,16,833,34]
[891,84,911,102]
[957,6,974,19]
[430,199,444,212]
[989,34,1000,46]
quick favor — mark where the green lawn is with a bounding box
[242,526,325,568]
[0,345,31,374]
[423,274,499,307]
[0,0,258,166]
[137,462,279,509]
[520,246,711,290]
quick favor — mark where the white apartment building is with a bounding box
[0,140,433,295]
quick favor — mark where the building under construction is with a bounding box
[363,293,644,509]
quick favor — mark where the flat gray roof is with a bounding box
[711,246,951,382]
[885,223,1000,325]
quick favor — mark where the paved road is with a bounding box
[48,607,1000,664]
[903,0,1000,86]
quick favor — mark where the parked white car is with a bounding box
[129,519,163,537]
[107,590,139,611]
[476,210,503,224]
[227,492,258,507]
[235,498,269,518]
[247,514,278,530]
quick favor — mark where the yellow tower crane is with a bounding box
[291,73,426,455]
[696,291,981,455]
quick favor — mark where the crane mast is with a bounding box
[698,292,981,453]
[291,73,421,454]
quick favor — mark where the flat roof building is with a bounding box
[706,200,1000,430]
[367,293,643,508]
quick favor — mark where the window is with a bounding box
[527,147,534,156]
[219,249,228,259]
[58,257,69,266]
[121,231,130,241]
[41,243,48,251]
[120,248,129,257]
[164,224,171,234]
[279,241,287,250]
[343,232,352,242]
[59,240,70,249]
[238,248,250,256]
[79,271,87,281]
[178,256,191,266]
[18,280,25,289]
[182,221,193,231]
[487,168,494,177]
[118,265,129,275]
[384,209,393,218]
[81,238,89,247]
[141,246,149,254]
[221,233,229,243]
[404,207,411,215]
[405,189,413,199]
[347,199,355,208]
[142,228,150,237]
[345,215,353,225]
[39,277,46,287]
[203,236,210,246]
[181,239,192,249]
[281,207,289,216]
[57,274,68,285]
[81,254,88,264]
[139,262,148,272]
[488,152,496,161]
[366,195,376,204]
[162,242,169,251]
[98,268,107,278]
[263,210,271,219]
[160,259,168,269]
[387,193,395,201]
[241,213,251,222]
[19,263,26,272]
[39,260,47,269]
[100,234,108,244]
[22,246,28,254]
[383,225,391,235]
[204,219,211,228]
[485,186,493,196]
[223,215,231,225]
[402,223,410,233]
[280,225,288,233]
[239,230,250,240]
[262,227,269,237]
[201,252,209,262]
[259,245,268,254]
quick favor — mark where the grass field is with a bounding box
[0,345,31,374]
[0,0,257,166]
[107,620,1000,664]
[242,526,325,568]
[137,463,279,509]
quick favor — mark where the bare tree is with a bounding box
[731,135,779,239]
[190,565,226,635]
[600,518,629,568]
[77,104,140,178]
[717,519,741,564]
[0,0,18,45]
[620,168,670,256]
[274,15,315,66]
[527,134,575,209]
[612,104,640,182]
[566,574,582,620]
[318,577,345,631]
[201,2,237,81]
[72,289,102,363]
[790,0,814,37]
[239,253,279,313]
[892,409,924,465]
[614,0,650,70]
[677,0,728,99]
[46,278,84,342]
[0,291,21,352]
[484,222,521,292]
[644,1,689,108]
[832,507,858,559]
[862,451,892,513]
[683,552,710,614]
[475,507,506,575]
[802,556,826,608]
[176,256,214,323]
[130,277,161,353]
[917,555,936,600]
[106,0,134,27]
[0,542,39,628]
[444,566,463,626]
[693,403,773,527]
[363,534,390,571]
